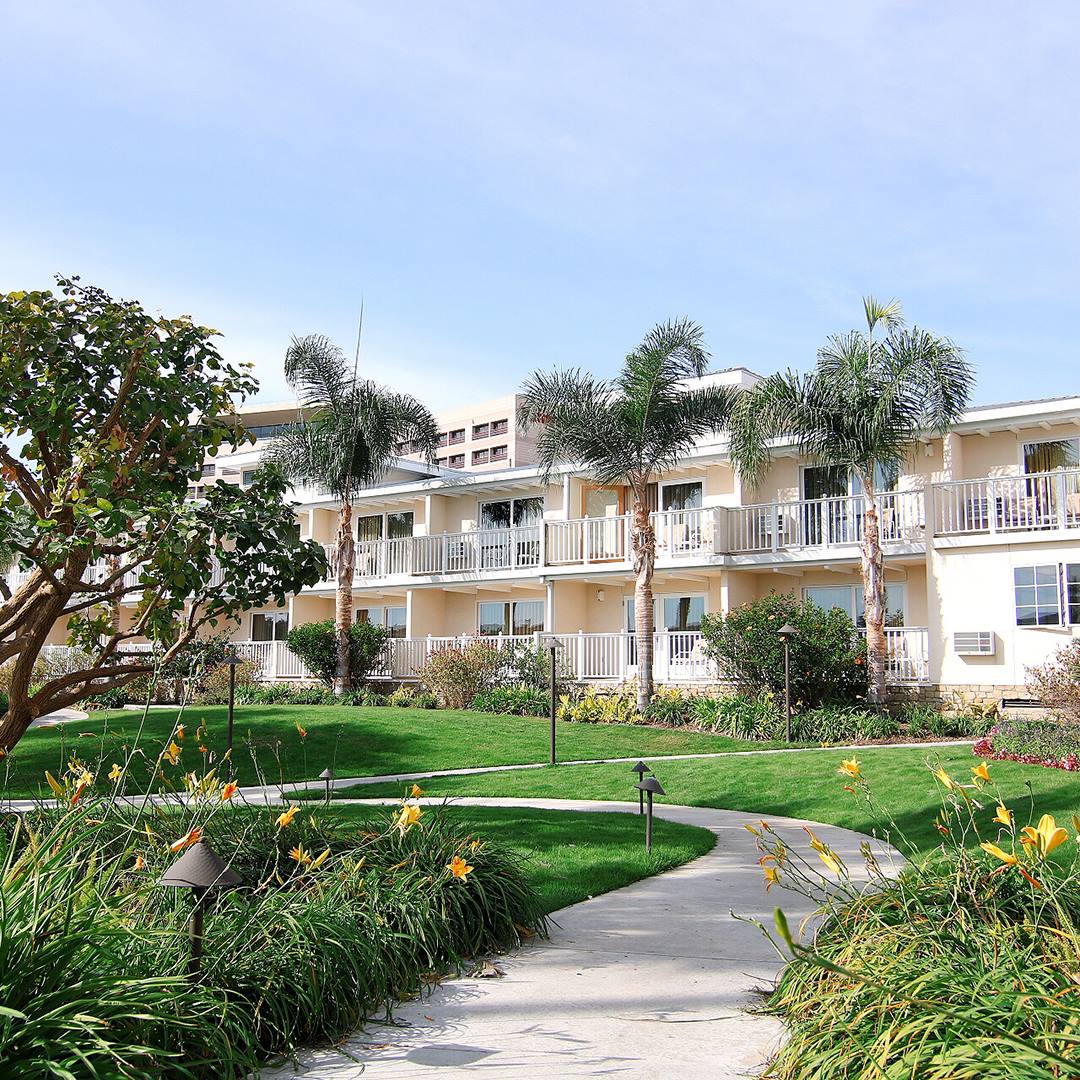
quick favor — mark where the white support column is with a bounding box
[545,578,555,632]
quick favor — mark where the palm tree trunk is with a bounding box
[861,483,887,707]
[630,492,656,712]
[334,501,354,695]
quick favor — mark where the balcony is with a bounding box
[932,468,1080,538]
[232,626,930,685]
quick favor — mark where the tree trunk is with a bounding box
[861,484,887,707]
[630,492,656,713]
[334,501,354,695]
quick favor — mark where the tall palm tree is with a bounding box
[519,319,738,711]
[267,334,438,694]
[728,297,973,706]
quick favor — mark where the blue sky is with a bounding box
[3,3,1078,411]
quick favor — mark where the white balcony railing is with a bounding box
[932,468,1080,537]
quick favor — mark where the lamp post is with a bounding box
[777,623,798,743]
[631,761,651,815]
[159,841,241,978]
[635,775,666,853]
[542,635,563,766]
[319,766,335,805]
[222,651,246,768]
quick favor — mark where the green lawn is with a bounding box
[1,704,795,800]
[358,745,1080,854]
[331,802,715,915]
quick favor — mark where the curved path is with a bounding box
[263,797,900,1080]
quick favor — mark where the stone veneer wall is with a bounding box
[885,684,1031,708]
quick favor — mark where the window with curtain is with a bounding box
[803,584,906,627]
[660,482,703,512]
[356,514,383,542]
[386,512,413,539]
[251,612,289,641]
[1023,439,1080,475]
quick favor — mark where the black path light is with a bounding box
[222,650,247,767]
[160,841,241,977]
[776,623,798,743]
[319,766,335,805]
[631,761,651,815]
[635,775,666,853]
[542,634,564,765]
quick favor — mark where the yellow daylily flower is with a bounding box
[448,855,474,880]
[397,803,423,833]
[108,763,123,783]
[162,742,182,766]
[763,866,780,891]
[295,722,307,739]
[934,766,954,790]
[1020,814,1068,859]
[980,841,1018,866]
[994,805,1013,827]
[221,782,239,802]
[289,843,312,866]
[71,769,93,805]
[169,826,202,853]
[817,849,843,875]
[311,848,331,870]
[838,759,861,780]
[276,805,299,830]
[45,770,65,798]
[971,762,991,783]
[411,783,424,798]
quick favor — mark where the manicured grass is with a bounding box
[358,744,1080,854]
[0,704,794,799]
[330,802,716,914]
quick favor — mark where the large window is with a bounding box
[251,612,289,641]
[660,481,702,512]
[1023,438,1080,475]
[803,584,906,627]
[480,497,544,529]
[477,600,545,636]
[356,605,407,638]
[1014,564,1069,626]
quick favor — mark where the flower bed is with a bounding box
[975,716,1080,772]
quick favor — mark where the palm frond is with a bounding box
[283,335,350,411]
[863,295,904,335]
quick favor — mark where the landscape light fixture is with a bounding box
[776,624,798,743]
[319,766,335,805]
[635,775,666,853]
[542,635,564,765]
[159,841,241,977]
[221,650,247,765]
[631,761,651,815]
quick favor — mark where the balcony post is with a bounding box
[538,519,547,567]
[583,517,591,564]
[442,531,449,574]
[988,479,998,535]
[770,501,779,553]
[1057,469,1068,530]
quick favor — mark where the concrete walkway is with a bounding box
[263,797,899,1080]
[28,707,89,729]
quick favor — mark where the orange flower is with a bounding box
[71,770,94,805]
[397,803,423,833]
[221,782,239,802]
[162,742,181,766]
[295,722,307,739]
[838,759,861,780]
[1020,814,1068,859]
[169,827,202,853]
[971,762,991,783]
[994,805,1013,827]
[133,854,144,871]
[763,866,780,891]
[448,855,474,880]
[276,805,299,830]
[410,783,424,798]
[175,724,185,742]
[198,744,209,755]
[289,843,312,866]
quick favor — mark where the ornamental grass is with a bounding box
[748,758,1080,1078]
[1,713,543,1079]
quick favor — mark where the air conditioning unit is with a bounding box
[953,631,995,656]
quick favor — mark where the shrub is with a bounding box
[472,686,551,717]
[418,642,504,709]
[285,621,389,688]
[700,593,867,708]
[643,687,699,727]
[976,716,1080,771]
[1026,639,1080,721]
[195,659,262,705]
[385,685,436,709]
[2,792,544,1077]
[339,687,389,707]
[234,682,334,706]
[557,685,640,725]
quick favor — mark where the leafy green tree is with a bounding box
[0,278,327,747]
[727,296,973,705]
[266,335,438,694]
[519,319,737,710]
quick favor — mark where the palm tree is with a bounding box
[267,334,438,694]
[519,319,738,711]
[727,297,973,706]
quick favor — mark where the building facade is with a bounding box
[19,375,1080,704]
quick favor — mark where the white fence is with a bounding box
[933,468,1080,537]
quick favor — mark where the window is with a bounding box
[625,594,706,631]
[436,432,448,449]
[386,512,413,539]
[472,422,490,440]
[472,448,490,465]
[803,584,906,627]
[480,497,544,530]
[661,481,703,512]
[448,428,465,445]
[491,418,508,436]
[251,612,289,641]
[356,605,407,638]
[201,464,216,477]
[246,423,290,441]
[491,445,508,461]
[241,469,256,487]
[436,457,446,467]
[448,454,465,468]
[1023,438,1080,475]
[1014,565,1063,626]
[478,600,545,636]
[356,514,383,542]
